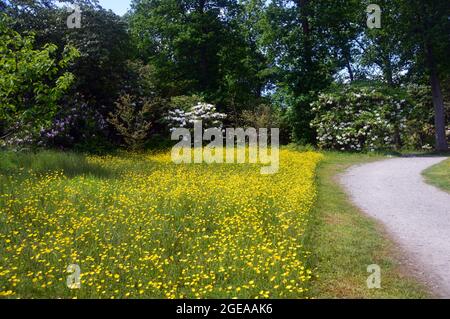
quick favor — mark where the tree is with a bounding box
[2,0,134,148]
[5,1,132,108]
[417,1,449,151]
[62,6,132,110]
[258,0,340,143]
[0,14,79,141]
[341,0,449,151]
[130,0,229,96]
[128,0,268,120]
[395,0,449,151]
[108,94,164,150]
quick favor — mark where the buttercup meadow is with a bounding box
[1,0,448,304]
[0,150,322,299]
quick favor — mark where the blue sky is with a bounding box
[97,0,131,16]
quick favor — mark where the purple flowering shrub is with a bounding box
[1,94,111,152]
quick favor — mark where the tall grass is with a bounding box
[0,149,322,299]
[0,151,111,178]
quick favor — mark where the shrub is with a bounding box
[403,84,445,150]
[108,94,164,150]
[166,100,227,132]
[240,104,291,144]
[34,94,111,152]
[0,15,79,144]
[241,104,281,129]
[310,84,436,151]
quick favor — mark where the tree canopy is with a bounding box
[0,0,448,151]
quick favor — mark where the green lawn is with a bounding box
[304,152,429,298]
[423,158,450,193]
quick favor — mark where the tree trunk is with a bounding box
[298,0,310,36]
[297,0,313,90]
[382,52,394,86]
[197,0,206,13]
[426,43,448,151]
[197,0,209,91]
[346,57,354,82]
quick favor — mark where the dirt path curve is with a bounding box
[340,156,450,297]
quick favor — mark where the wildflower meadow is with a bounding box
[0,150,322,299]
[1,0,448,304]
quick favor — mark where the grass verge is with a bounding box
[422,158,450,193]
[304,152,430,298]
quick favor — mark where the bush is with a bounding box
[0,14,79,144]
[241,104,291,145]
[241,104,280,129]
[166,99,227,132]
[36,94,110,151]
[310,84,437,151]
[108,94,165,151]
[403,84,446,150]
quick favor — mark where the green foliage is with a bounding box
[258,0,355,143]
[128,0,268,117]
[63,6,132,109]
[0,150,110,178]
[123,60,160,98]
[108,94,166,150]
[1,0,448,151]
[240,104,291,144]
[4,1,134,140]
[402,84,439,149]
[169,95,205,112]
[241,104,280,129]
[0,14,79,141]
[310,84,435,151]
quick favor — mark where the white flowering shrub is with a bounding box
[167,102,227,132]
[310,86,417,151]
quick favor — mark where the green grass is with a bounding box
[0,149,431,299]
[304,152,430,298]
[422,158,450,193]
[0,150,112,178]
[0,149,322,299]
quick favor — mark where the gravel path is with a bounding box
[341,156,450,297]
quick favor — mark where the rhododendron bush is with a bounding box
[167,102,227,132]
[310,85,437,151]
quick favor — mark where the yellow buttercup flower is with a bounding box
[0,149,322,299]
